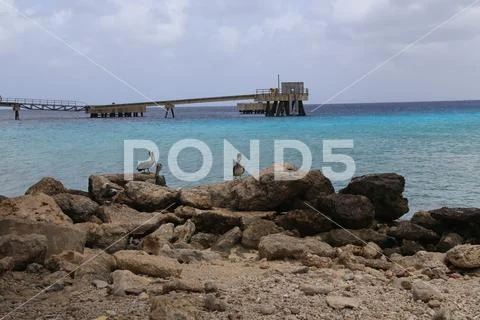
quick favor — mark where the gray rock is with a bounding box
[241,219,283,249]
[190,233,219,249]
[258,234,335,260]
[324,228,394,248]
[150,294,203,319]
[429,207,480,223]
[412,280,443,302]
[258,304,276,315]
[315,194,375,229]
[212,227,242,255]
[111,269,150,296]
[275,209,333,236]
[54,193,99,223]
[340,173,409,222]
[388,221,440,243]
[0,234,47,270]
[113,250,182,278]
[204,294,227,312]
[326,296,361,309]
[299,283,334,296]
[92,279,108,289]
[437,233,463,253]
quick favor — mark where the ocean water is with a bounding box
[1,101,480,217]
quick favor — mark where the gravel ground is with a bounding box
[1,252,480,320]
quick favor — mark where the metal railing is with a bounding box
[255,88,309,95]
[0,97,86,106]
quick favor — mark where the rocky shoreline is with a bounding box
[1,166,480,319]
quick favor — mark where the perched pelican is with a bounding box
[155,163,166,186]
[101,183,122,204]
[137,150,156,173]
[233,153,245,179]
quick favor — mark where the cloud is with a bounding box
[99,0,188,45]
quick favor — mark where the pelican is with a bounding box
[233,153,245,179]
[155,163,166,186]
[137,150,156,173]
[101,183,122,204]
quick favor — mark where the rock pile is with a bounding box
[1,168,480,318]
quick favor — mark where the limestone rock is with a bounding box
[301,253,333,268]
[179,187,213,209]
[340,173,409,221]
[88,175,125,204]
[445,245,480,269]
[258,234,335,260]
[111,269,150,296]
[315,193,375,229]
[76,222,128,253]
[0,234,47,270]
[124,181,178,211]
[25,177,67,196]
[54,193,99,223]
[142,223,175,255]
[173,220,196,243]
[241,219,283,249]
[212,227,242,255]
[113,250,182,278]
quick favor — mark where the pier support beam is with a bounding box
[298,100,306,116]
[165,104,175,118]
[13,104,20,120]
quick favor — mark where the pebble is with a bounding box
[205,294,227,312]
[326,296,361,309]
[92,280,108,289]
[258,304,276,315]
[299,284,334,296]
[412,280,443,302]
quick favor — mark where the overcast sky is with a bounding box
[1,0,480,104]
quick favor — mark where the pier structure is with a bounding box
[0,81,308,120]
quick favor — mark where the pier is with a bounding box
[0,81,308,120]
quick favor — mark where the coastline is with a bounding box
[1,168,480,319]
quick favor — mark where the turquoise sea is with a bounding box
[1,101,480,217]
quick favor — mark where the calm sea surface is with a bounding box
[1,101,480,217]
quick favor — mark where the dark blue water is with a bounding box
[2,101,480,217]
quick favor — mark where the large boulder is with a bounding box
[411,211,444,233]
[88,175,126,204]
[75,222,128,253]
[95,204,164,236]
[113,250,182,278]
[387,221,440,243]
[340,173,409,221]
[315,194,375,229]
[45,249,116,282]
[211,227,242,255]
[179,187,213,210]
[258,234,335,260]
[53,193,99,223]
[0,234,48,270]
[275,210,333,236]
[445,245,480,269]
[323,228,395,248]
[429,207,480,223]
[229,169,334,211]
[191,208,275,235]
[25,177,67,196]
[0,193,85,257]
[124,181,178,211]
[173,220,196,243]
[437,233,463,253]
[242,219,283,249]
[100,173,155,187]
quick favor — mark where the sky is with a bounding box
[1,0,480,104]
